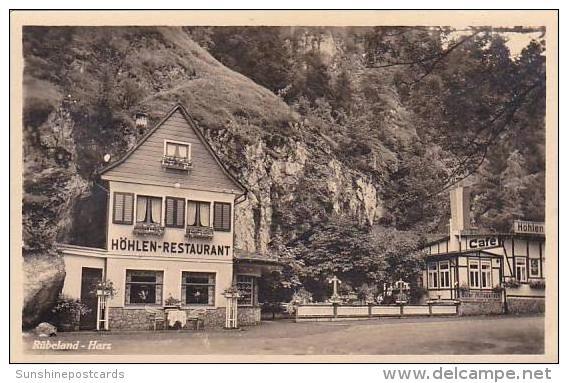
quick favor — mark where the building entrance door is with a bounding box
[80,267,103,330]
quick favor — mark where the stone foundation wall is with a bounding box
[458,300,504,316]
[238,306,261,326]
[108,308,153,331]
[507,297,545,314]
[108,306,261,331]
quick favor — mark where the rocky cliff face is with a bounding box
[21,26,412,327]
[228,138,383,253]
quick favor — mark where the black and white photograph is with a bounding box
[9,10,558,363]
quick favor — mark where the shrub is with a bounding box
[51,294,91,331]
[503,278,521,288]
[290,288,313,305]
[492,286,505,294]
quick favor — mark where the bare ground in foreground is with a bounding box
[23,314,544,356]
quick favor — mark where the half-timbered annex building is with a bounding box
[422,185,545,313]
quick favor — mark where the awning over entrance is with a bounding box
[233,248,283,277]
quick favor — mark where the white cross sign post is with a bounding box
[328,275,342,318]
[329,275,342,301]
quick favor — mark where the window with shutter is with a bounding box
[165,197,185,228]
[113,192,134,224]
[213,202,231,231]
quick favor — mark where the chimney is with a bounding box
[449,184,471,235]
[135,112,148,137]
[447,184,472,252]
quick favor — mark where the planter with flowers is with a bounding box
[529,279,546,290]
[222,286,241,300]
[164,295,182,310]
[161,155,192,171]
[503,277,521,288]
[94,280,117,298]
[133,222,165,237]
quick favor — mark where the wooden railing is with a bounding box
[295,302,458,321]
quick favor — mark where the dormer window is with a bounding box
[162,140,192,171]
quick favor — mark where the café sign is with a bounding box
[513,220,545,235]
[468,236,503,249]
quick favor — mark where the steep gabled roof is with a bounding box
[99,103,246,195]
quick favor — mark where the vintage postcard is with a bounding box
[9,10,558,363]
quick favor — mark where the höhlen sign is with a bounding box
[513,220,545,235]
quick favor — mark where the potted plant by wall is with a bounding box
[51,294,91,332]
[164,295,182,309]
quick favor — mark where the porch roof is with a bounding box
[55,242,108,257]
[425,248,503,260]
[234,248,282,265]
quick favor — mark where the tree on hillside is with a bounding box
[194,27,294,94]
[368,28,546,196]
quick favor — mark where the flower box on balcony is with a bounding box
[529,279,546,289]
[185,226,214,240]
[133,222,165,237]
[161,155,192,171]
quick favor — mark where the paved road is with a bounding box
[24,315,544,355]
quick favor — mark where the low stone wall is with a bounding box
[108,306,261,331]
[202,308,225,328]
[507,297,545,314]
[458,300,504,316]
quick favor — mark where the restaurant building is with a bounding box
[58,104,280,330]
[422,185,545,313]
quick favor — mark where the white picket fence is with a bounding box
[296,303,458,321]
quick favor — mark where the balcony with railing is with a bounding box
[185,226,214,240]
[161,155,192,171]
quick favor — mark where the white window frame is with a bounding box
[164,139,191,159]
[480,260,492,289]
[427,263,438,288]
[439,261,451,288]
[181,271,216,306]
[529,258,540,278]
[516,257,527,282]
[469,260,480,288]
[236,275,256,306]
[125,269,164,306]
